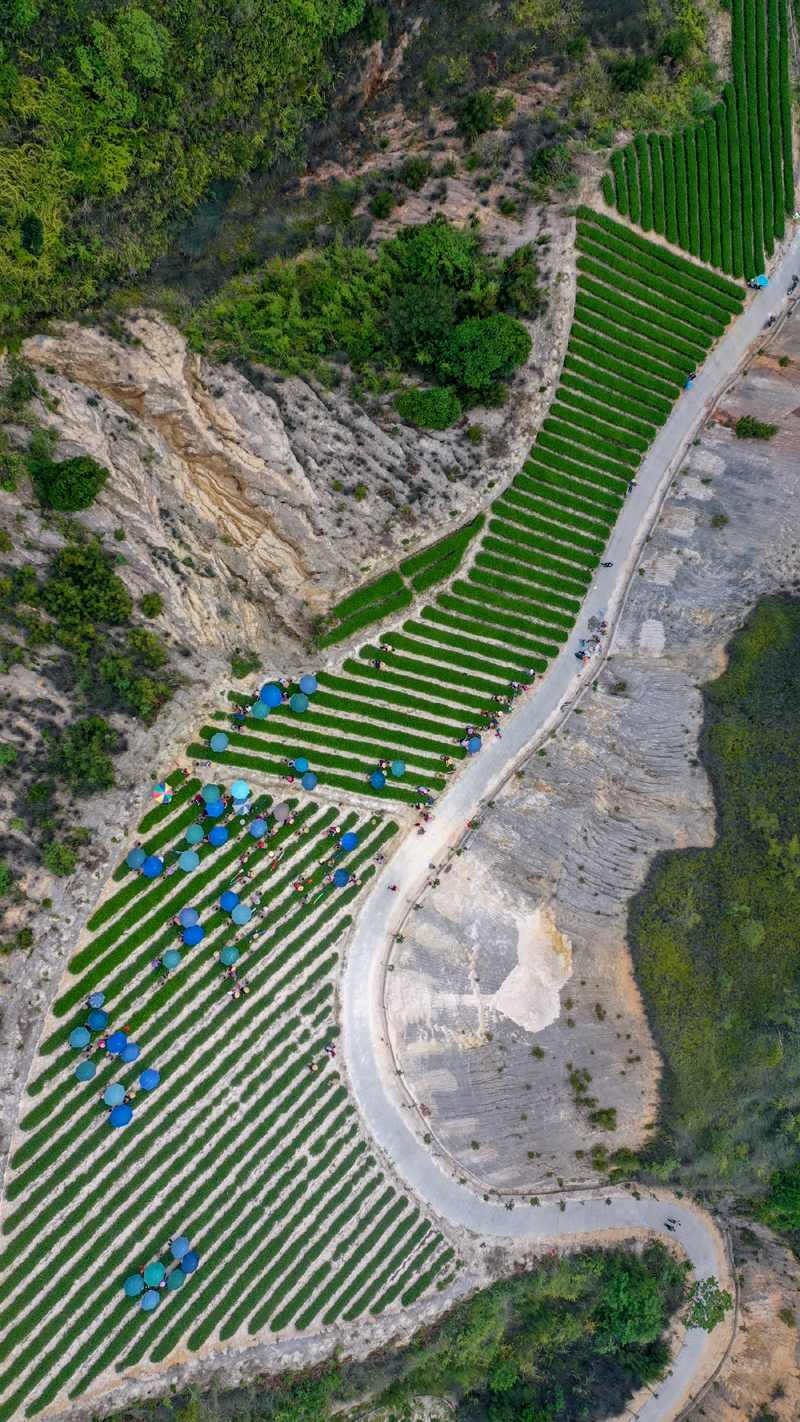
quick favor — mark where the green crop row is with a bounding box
[489,514,599,571]
[674,130,690,248]
[471,556,582,615]
[705,115,722,270]
[519,457,623,518]
[482,532,591,590]
[725,85,745,277]
[574,293,703,372]
[576,236,728,335]
[524,443,630,502]
[318,587,413,648]
[491,502,605,558]
[696,124,711,264]
[135,776,197,835]
[454,573,575,629]
[326,569,405,626]
[400,1249,456,1306]
[661,133,678,244]
[611,150,628,214]
[548,397,649,454]
[624,142,639,225]
[568,331,680,403]
[636,133,652,230]
[410,549,461,594]
[755,0,773,252]
[437,591,568,647]
[685,126,700,256]
[542,410,639,470]
[326,665,479,721]
[745,0,764,275]
[513,469,618,530]
[503,480,614,539]
[649,133,665,234]
[600,172,614,206]
[767,0,784,239]
[397,622,546,679]
[423,605,559,661]
[537,425,635,484]
[715,103,733,273]
[576,262,722,346]
[778,0,793,213]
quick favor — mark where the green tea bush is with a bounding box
[661,134,679,244]
[744,0,764,275]
[649,134,665,235]
[755,0,773,251]
[684,127,700,256]
[705,116,722,269]
[778,0,793,213]
[624,143,640,225]
[635,134,652,231]
[696,124,711,263]
[611,151,628,214]
[767,0,784,238]
[724,87,744,276]
[674,130,690,249]
[575,212,743,307]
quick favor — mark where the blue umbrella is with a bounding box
[86,1008,108,1031]
[755,273,768,287]
[208,824,229,847]
[183,924,204,947]
[294,756,310,774]
[75,1059,96,1082]
[140,1068,160,1092]
[205,800,225,818]
[126,848,146,871]
[140,1289,160,1311]
[340,831,358,852]
[370,770,386,789]
[69,1027,90,1050]
[167,1268,185,1291]
[185,823,204,846]
[124,1274,144,1298]
[120,1042,140,1064]
[249,817,267,837]
[231,903,252,925]
[180,1251,199,1274]
[179,850,199,872]
[171,1236,190,1260]
[251,700,269,720]
[467,735,482,754]
[104,1083,126,1107]
[299,674,318,695]
[141,856,163,879]
[110,1103,133,1128]
[230,779,250,801]
[162,948,181,970]
[106,1031,128,1055]
[220,945,240,966]
[88,991,106,1008]
[260,683,283,708]
[290,693,309,714]
[210,732,229,752]
[179,907,199,927]
[220,890,239,912]
[333,868,350,887]
[301,772,318,791]
[201,784,220,802]
[390,759,406,778]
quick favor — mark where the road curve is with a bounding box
[342,231,800,1418]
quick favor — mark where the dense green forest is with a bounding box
[121,1247,686,1422]
[628,597,800,1242]
[0,0,368,331]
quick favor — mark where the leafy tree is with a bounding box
[31,454,109,511]
[47,716,119,793]
[395,386,462,428]
[456,89,514,142]
[20,215,44,257]
[438,313,532,395]
[386,281,458,367]
[686,1277,733,1331]
[41,840,78,876]
[41,544,132,629]
[499,244,543,317]
[139,592,163,618]
[607,54,655,92]
[369,189,395,218]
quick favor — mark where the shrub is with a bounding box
[0,743,18,766]
[686,1277,733,1331]
[42,841,78,877]
[369,189,395,219]
[139,592,163,618]
[42,544,132,629]
[31,454,108,511]
[601,173,614,205]
[438,314,531,395]
[20,213,44,257]
[0,862,12,898]
[498,244,543,318]
[230,649,260,678]
[47,716,119,793]
[607,54,654,92]
[735,415,778,438]
[456,90,513,142]
[399,157,432,191]
[395,386,462,429]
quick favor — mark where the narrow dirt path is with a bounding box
[342,229,800,1421]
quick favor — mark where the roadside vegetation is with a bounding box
[627,598,800,1231]
[109,1246,687,1422]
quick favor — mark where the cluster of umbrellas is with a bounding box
[289,756,317,791]
[69,997,160,1122]
[331,828,359,888]
[179,905,204,947]
[126,848,166,878]
[123,1237,199,1310]
[368,760,406,791]
[219,889,252,926]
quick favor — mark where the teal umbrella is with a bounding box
[289,693,309,713]
[69,1027,90,1050]
[210,732,229,752]
[140,1289,160,1312]
[162,948,182,970]
[143,1261,165,1287]
[166,1268,184,1291]
[179,850,199,872]
[185,824,204,845]
[104,1083,126,1107]
[220,945,240,966]
[124,1274,144,1298]
[201,784,220,803]
[74,1059,96,1082]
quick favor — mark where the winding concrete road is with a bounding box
[342,230,800,1420]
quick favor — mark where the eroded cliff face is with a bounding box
[22,311,519,659]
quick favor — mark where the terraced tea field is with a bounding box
[604,0,794,277]
[0,789,454,1418]
[0,212,751,1420]
[199,212,743,800]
